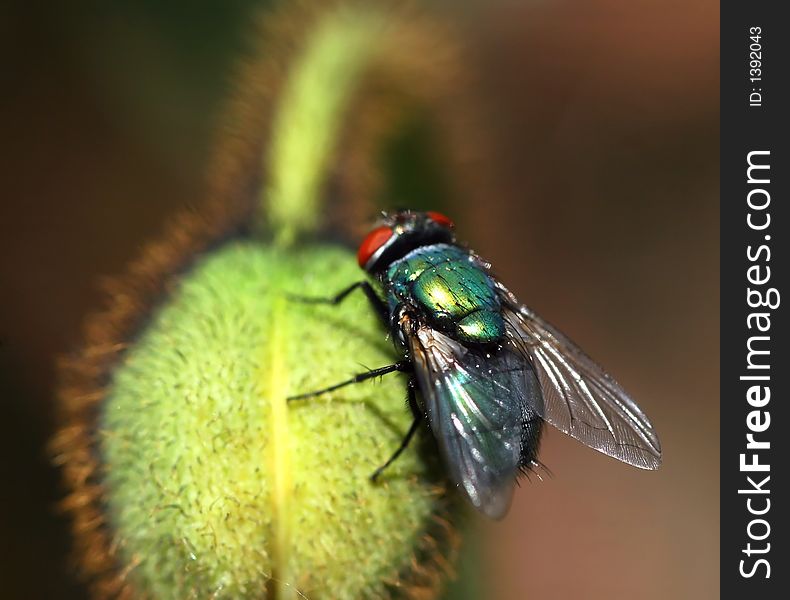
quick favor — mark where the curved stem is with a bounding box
[265,5,387,246]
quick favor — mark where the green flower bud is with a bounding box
[98,242,455,598]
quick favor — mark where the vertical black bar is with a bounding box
[721,2,787,598]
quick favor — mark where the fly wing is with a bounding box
[407,322,540,519]
[496,283,662,470]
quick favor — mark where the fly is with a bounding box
[289,210,661,519]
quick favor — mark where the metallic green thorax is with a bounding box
[385,244,505,344]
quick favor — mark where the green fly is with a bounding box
[290,210,661,519]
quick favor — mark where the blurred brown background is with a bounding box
[1,1,718,599]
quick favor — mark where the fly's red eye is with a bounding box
[357,225,393,268]
[426,211,454,228]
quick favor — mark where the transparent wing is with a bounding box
[407,321,541,519]
[495,283,662,470]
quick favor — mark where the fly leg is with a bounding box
[288,281,389,325]
[371,378,422,481]
[287,360,411,401]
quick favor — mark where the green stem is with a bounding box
[265,5,387,246]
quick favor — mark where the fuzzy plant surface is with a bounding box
[60,3,472,598]
[101,242,447,599]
